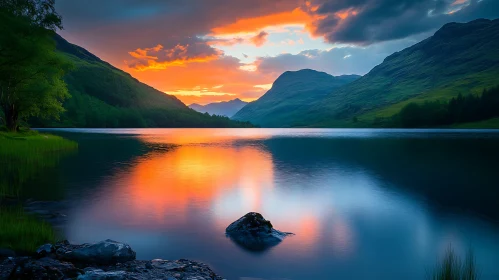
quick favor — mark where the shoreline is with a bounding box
[1,240,224,280]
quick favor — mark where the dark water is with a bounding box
[32,129,499,279]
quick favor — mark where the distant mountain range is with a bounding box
[233,18,499,128]
[189,98,248,117]
[32,35,252,128]
[232,70,360,127]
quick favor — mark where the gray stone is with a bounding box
[77,268,127,280]
[226,212,293,252]
[61,239,136,264]
[36,243,54,258]
[0,258,16,279]
[2,240,224,280]
[151,259,186,271]
[14,257,81,279]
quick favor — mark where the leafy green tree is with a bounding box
[0,0,70,131]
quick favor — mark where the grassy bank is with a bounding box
[0,129,76,253]
[451,118,499,129]
[0,206,56,253]
[0,130,78,158]
[0,130,77,198]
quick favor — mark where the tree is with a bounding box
[0,0,70,131]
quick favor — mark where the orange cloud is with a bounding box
[250,31,269,47]
[211,8,313,36]
[206,37,245,47]
[126,43,223,71]
[124,55,275,105]
[335,8,359,20]
[452,0,468,5]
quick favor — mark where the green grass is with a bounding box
[0,130,77,198]
[430,248,479,280]
[358,74,497,124]
[0,131,75,252]
[0,206,56,253]
[0,130,78,157]
[451,118,499,129]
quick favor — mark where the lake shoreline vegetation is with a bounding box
[430,248,479,280]
[0,129,77,254]
[378,86,499,129]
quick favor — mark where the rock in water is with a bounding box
[60,239,136,265]
[226,212,293,252]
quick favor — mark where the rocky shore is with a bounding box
[0,240,224,280]
[1,211,293,279]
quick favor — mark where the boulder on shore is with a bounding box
[58,239,136,265]
[226,212,293,252]
[2,240,225,280]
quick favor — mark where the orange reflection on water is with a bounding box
[84,129,351,254]
[135,128,275,145]
[108,144,274,228]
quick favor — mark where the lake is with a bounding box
[29,129,499,279]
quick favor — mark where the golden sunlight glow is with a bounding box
[75,130,356,250]
[239,64,257,72]
[254,84,273,90]
[169,90,237,97]
[129,54,221,71]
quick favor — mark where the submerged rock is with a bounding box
[58,239,136,265]
[226,212,293,252]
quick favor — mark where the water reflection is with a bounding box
[49,129,499,280]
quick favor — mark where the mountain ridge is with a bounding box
[189,98,248,117]
[232,69,360,127]
[235,18,499,127]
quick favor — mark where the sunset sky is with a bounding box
[56,0,498,105]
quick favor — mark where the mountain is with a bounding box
[189,98,248,117]
[32,35,253,128]
[317,18,499,127]
[235,19,499,127]
[232,69,360,127]
[271,19,499,127]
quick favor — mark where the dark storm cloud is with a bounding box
[306,0,499,44]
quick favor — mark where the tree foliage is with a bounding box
[0,0,70,131]
[392,86,499,127]
[0,0,62,30]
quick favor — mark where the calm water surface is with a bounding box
[34,129,499,279]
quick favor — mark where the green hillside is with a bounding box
[306,18,499,127]
[232,69,359,127]
[239,19,499,128]
[32,35,253,128]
